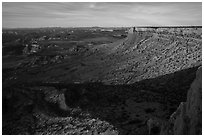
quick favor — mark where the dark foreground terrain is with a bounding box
[2,26,202,134]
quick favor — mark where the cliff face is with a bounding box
[185,66,202,134]
[100,27,201,84]
[161,66,202,135]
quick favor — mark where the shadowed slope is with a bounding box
[2,66,200,134]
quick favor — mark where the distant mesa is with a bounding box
[128,27,152,33]
[128,27,135,34]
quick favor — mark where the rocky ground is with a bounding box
[2,27,202,134]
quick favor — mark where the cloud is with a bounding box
[2,2,202,28]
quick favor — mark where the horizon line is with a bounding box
[2,25,202,29]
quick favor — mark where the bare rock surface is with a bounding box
[159,66,202,135]
[2,27,202,135]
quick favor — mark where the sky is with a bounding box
[2,2,202,28]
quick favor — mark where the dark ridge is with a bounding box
[2,66,199,134]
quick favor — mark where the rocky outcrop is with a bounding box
[125,27,150,50]
[160,66,202,135]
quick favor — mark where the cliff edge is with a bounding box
[161,66,202,135]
